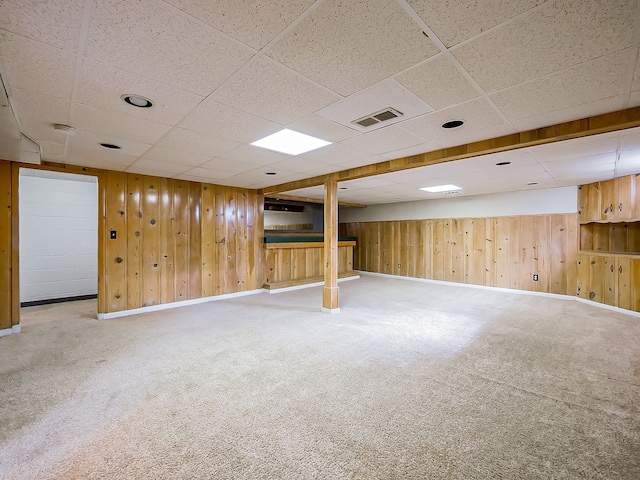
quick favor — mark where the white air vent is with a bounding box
[352,108,403,128]
[442,191,460,195]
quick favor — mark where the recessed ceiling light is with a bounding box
[52,123,75,135]
[496,161,511,166]
[420,184,462,193]
[527,182,539,186]
[441,120,464,129]
[265,172,277,175]
[251,129,331,156]
[122,94,153,108]
[100,142,122,149]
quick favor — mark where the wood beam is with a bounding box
[322,179,339,313]
[265,192,366,208]
[263,106,640,195]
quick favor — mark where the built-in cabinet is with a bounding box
[577,174,640,312]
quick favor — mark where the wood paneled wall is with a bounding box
[103,171,264,313]
[0,160,265,327]
[341,214,578,295]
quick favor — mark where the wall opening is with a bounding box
[19,168,99,314]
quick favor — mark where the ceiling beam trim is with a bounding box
[263,106,640,195]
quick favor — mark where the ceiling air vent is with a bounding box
[353,108,403,128]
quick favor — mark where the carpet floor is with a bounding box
[1,275,639,479]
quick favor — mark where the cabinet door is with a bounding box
[602,256,616,306]
[577,253,590,299]
[600,179,616,221]
[578,183,601,222]
[615,175,636,220]
[617,257,640,313]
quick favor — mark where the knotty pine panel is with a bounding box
[141,176,161,307]
[188,182,202,300]
[0,161,12,330]
[201,184,216,297]
[341,214,578,296]
[126,175,142,310]
[159,178,175,305]
[104,171,127,313]
[173,180,190,302]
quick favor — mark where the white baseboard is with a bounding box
[356,271,640,318]
[321,307,341,314]
[97,288,266,320]
[357,271,573,300]
[0,325,21,338]
[267,274,360,294]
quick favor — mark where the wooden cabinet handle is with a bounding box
[619,203,623,212]
[619,265,623,274]
[610,264,614,272]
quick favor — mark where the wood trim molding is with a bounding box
[263,106,640,195]
[265,192,366,208]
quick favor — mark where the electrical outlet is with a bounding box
[397,263,401,269]
[533,274,539,281]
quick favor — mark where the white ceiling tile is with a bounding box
[394,55,480,110]
[215,144,291,167]
[199,157,256,175]
[407,0,546,48]
[621,128,640,150]
[453,0,637,93]
[296,143,371,166]
[41,153,64,163]
[617,149,640,176]
[630,90,640,108]
[9,87,70,126]
[511,95,629,132]
[267,157,337,174]
[181,167,239,180]
[0,32,76,100]
[633,49,640,91]
[286,115,360,142]
[318,79,434,133]
[530,133,620,162]
[86,0,255,96]
[162,0,315,49]
[66,141,139,171]
[126,158,191,176]
[179,100,281,143]
[157,128,240,158]
[268,0,439,96]
[74,104,172,144]
[342,125,428,155]
[20,120,66,145]
[375,141,438,161]
[543,153,617,178]
[67,130,152,158]
[402,97,513,147]
[40,142,65,157]
[491,49,631,122]
[211,56,341,125]
[77,59,204,125]
[142,145,212,167]
[0,0,84,52]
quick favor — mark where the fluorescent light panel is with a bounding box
[251,129,331,156]
[420,184,462,193]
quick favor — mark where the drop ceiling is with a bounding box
[0,0,639,205]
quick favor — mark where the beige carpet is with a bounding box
[1,275,639,479]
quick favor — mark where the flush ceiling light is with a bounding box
[122,94,153,108]
[251,129,331,156]
[420,184,462,193]
[441,120,464,129]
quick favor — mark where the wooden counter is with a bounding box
[263,237,357,290]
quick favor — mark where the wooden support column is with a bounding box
[322,178,339,313]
